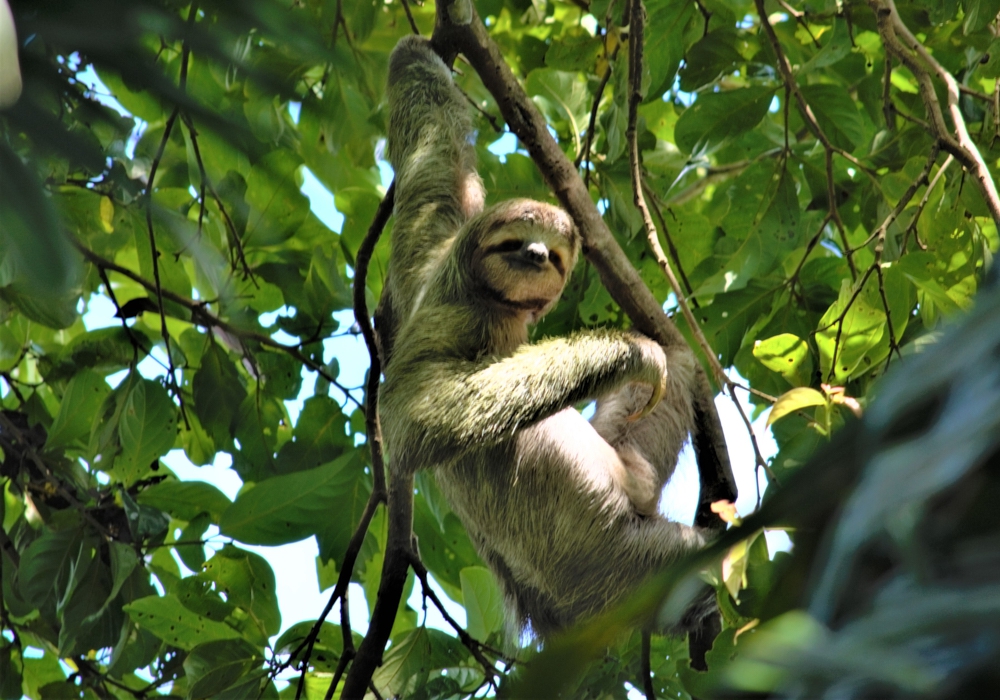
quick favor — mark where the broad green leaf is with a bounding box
[245,150,309,247]
[184,638,261,700]
[46,369,111,450]
[753,334,813,386]
[800,19,853,74]
[815,278,886,381]
[678,28,743,91]
[124,595,242,651]
[461,566,504,640]
[414,500,483,600]
[219,453,357,545]
[121,489,171,542]
[895,252,963,315]
[201,545,281,639]
[275,395,350,473]
[964,0,1000,33]
[372,627,467,698]
[81,542,138,627]
[314,452,372,563]
[674,86,775,154]
[175,512,211,572]
[524,69,589,146]
[18,528,83,607]
[722,531,762,600]
[192,339,247,445]
[695,168,804,296]
[768,387,827,426]
[137,479,232,521]
[799,84,867,151]
[115,378,177,484]
[646,0,697,98]
[545,29,603,72]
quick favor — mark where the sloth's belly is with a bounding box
[433,407,637,584]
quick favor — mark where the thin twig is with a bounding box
[399,0,420,35]
[643,185,694,300]
[409,553,508,684]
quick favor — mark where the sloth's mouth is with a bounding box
[503,255,548,272]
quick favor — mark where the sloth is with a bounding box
[377,35,708,637]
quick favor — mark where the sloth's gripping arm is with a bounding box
[384,330,666,460]
[384,37,484,329]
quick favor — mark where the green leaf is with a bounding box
[768,388,827,426]
[524,69,589,146]
[184,638,262,700]
[545,29,603,72]
[201,545,281,639]
[753,333,813,386]
[18,528,83,607]
[137,479,232,521]
[46,370,111,450]
[800,84,867,151]
[244,150,309,247]
[800,19,853,75]
[192,339,247,445]
[219,453,357,545]
[815,278,886,381]
[674,86,775,154]
[678,28,743,91]
[175,512,211,572]
[275,395,350,473]
[646,0,697,97]
[115,379,178,484]
[964,0,1000,33]
[461,566,504,640]
[694,167,804,295]
[124,594,242,651]
[413,505,482,601]
[372,627,467,697]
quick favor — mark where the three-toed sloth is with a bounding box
[377,36,709,637]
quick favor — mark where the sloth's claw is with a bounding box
[628,375,666,422]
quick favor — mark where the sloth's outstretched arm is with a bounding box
[384,330,666,459]
[384,37,484,333]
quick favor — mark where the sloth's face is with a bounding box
[467,203,579,323]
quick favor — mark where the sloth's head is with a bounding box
[458,199,579,323]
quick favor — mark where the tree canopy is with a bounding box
[1,0,999,698]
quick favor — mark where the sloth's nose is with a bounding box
[523,242,549,265]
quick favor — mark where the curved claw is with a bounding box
[627,374,666,422]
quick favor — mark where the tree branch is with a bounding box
[869,0,1000,229]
